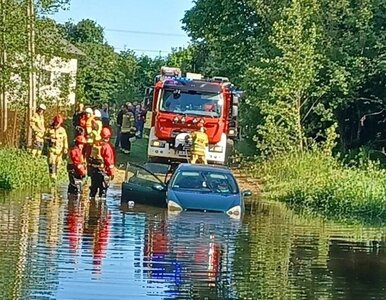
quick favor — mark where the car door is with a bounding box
[121,163,167,207]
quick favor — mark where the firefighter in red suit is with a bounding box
[67,135,87,195]
[89,127,116,199]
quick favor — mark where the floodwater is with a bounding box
[1,185,386,300]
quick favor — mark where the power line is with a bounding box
[115,47,170,53]
[132,49,169,53]
[105,28,186,37]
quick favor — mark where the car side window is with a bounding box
[128,168,161,187]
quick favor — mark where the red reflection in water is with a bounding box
[66,198,111,275]
[67,197,84,254]
[193,237,221,285]
[144,220,168,257]
[93,211,111,269]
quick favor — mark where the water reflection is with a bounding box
[66,196,111,275]
[83,199,111,273]
[170,212,240,299]
[328,240,386,299]
[2,190,386,299]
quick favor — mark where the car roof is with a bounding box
[175,163,232,174]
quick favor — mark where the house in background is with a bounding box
[35,41,84,106]
[6,40,84,106]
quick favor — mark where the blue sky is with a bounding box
[53,0,193,57]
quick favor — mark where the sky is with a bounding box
[53,0,193,57]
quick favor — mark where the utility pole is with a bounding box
[0,0,6,134]
[26,0,36,147]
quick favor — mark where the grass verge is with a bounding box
[254,151,386,223]
[0,148,66,190]
[116,137,149,167]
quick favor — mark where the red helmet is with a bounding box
[101,127,112,139]
[52,114,63,125]
[75,135,86,144]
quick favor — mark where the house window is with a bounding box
[59,73,71,88]
[39,70,51,86]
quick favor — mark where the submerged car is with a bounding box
[121,163,252,218]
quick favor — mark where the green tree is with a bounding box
[166,46,205,74]
[247,0,322,155]
[60,19,123,106]
[115,49,138,104]
[182,0,286,144]
[36,0,70,12]
[75,42,121,106]
[59,19,104,44]
[182,0,262,84]
[133,55,165,98]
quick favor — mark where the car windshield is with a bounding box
[171,170,238,194]
[159,89,223,117]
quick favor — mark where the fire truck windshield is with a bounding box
[159,90,223,117]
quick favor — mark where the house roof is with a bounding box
[61,39,85,57]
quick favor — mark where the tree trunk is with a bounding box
[0,0,6,133]
[297,95,304,151]
[26,0,36,147]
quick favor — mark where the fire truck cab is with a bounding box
[146,67,240,165]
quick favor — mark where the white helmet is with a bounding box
[94,109,102,118]
[38,104,46,110]
[85,108,93,114]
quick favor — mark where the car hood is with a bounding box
[168,189,241,212]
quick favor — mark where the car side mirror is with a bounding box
[152,184,166,192]
[242,190,252,197]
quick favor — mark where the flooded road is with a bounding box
[1,186,386,299]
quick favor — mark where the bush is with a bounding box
[254,151,386,223]
[0,148,65,190]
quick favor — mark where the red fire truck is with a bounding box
[145,67,240,165]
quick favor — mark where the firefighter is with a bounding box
[83,108,94,163]
[46,114,68,181]
[72,103,86,136]
[120,106,136,154]
[189,123,209,164]
[67,135,87,195]
[115,104,125,149]
[92,109,103,142]
[30,104,46,157]
[89,127,116,199]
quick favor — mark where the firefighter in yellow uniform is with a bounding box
[92,109,103,142]
[190,123,209,164]
[46,114,68,180]
[83,107,94,163]
[30,104,46,157]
